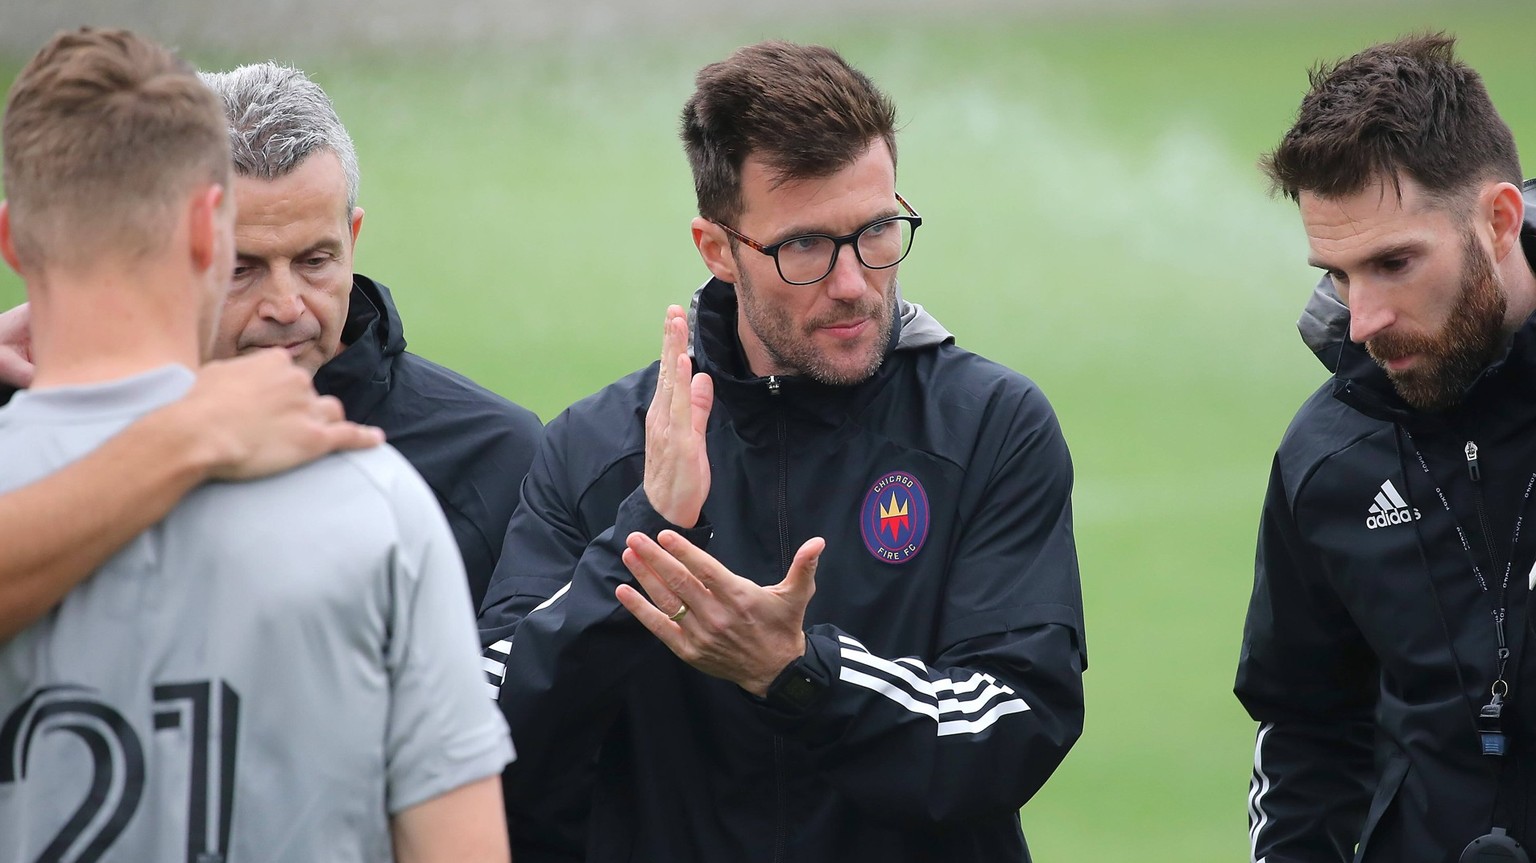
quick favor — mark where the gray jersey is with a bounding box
[0,367,513,862]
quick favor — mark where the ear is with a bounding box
[349,206,365,249]
[691,216,739,283]
[188,183,225,273]
[1485,181,1525,264]
[0,201,21,275]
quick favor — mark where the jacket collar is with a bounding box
[1297,180,1536,428]
[311,274,406,419]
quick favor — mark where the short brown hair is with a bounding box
[681,41,898,224]
[2,28,231,270]
[1261,33,1521,207]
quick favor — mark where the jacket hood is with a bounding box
[1296,179,1536,423]
[346,275,408,360]
[312,274,407,419]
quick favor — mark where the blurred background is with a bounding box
[2,0,1533,859]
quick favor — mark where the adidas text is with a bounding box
[1366,508,1421,530]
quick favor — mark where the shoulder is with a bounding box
[329,442,435,500]
[543,362,654,459]
[175,444,445,580]
[892,343,1056,418]
[889,343,1063,454]
[223,443,436,524]
[390,351,543,435]
[513,363,655,517]
[1273,381,1393,506]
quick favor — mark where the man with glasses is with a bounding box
[479,40,1084,863]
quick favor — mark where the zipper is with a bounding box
[771,386,790,863]
[772,735,787,863]
[1466,440,1502,571]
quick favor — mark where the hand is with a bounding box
[642,305,713,528]
[160,349,384,480]
[616,529,823,697]
[0,302,34,388]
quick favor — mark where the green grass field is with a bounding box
[4,2,1535,859]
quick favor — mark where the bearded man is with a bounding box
[1236,34,1536,863]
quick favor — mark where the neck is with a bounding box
[736,319,784,379]
[27,260,204,389]
[1502,238,1536,332]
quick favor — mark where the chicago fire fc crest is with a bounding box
[860,471,930,564]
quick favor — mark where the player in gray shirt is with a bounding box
[0,28,511,863]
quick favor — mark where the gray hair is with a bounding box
[199,62,359,211]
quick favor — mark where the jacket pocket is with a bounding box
[1353,752,1410,862]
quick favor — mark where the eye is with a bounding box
[786,236,822,253]
[1327,269,1349,287]
[1379,257,1409,274]
[301,253,332,268]
[863,220,891,237]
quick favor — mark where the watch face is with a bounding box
[1460,829,1530,863]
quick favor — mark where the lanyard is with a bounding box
[1403,430,1536,756]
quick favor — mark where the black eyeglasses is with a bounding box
[711,193,922,286]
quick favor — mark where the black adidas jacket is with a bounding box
[1236,182,1536,862]
[316,275,543,608]
[479,278,1085,863]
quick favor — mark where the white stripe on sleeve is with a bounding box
[835,642,1031,737]
[1248,722,1274,863]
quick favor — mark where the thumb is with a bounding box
[778,536,824,603]
[0,350,34,388]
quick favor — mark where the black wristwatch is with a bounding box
[764,651,830,712]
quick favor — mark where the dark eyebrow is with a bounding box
[767,207,902,246]
[1308,241,1425,272]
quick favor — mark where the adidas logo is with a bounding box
[1366,479,1420,529]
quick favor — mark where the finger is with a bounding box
[662,306,684,362]
[244,346,294,373]
[648,311,676,419]
[310,394,347,423]
[620,543,683,613]
[323,421,386,452]
[616,584,690,654]
[655,529,737,595]
[689,372,713,437]
[662,308,686,375]
[777,536,825,603]
[667,341,693,436]
[628,531,714,609]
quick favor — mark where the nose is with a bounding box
[1346,281,1395,344]
[821,242,870,301]
[258,268,306,325]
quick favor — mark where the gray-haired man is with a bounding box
[201,63,543,609]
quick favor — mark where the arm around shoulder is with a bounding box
[0,350,381,640]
